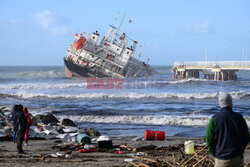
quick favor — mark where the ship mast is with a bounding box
[112,14,126,43]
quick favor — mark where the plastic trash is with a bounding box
[77,133,91,144]
[185,140,194,154]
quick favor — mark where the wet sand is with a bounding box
[0,136,249,167]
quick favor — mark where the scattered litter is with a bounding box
[124,158,135,162]
[136,152,145,156]
[97,135,110,141]
[144,130,165,141]
[65,154,72,158]
[51,154,58,158]
[77,133,91,144]
[132,136,143,141]
[114,150,124,154]
[40,154,45,160]
[56,152,64,156]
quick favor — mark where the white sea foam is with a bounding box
[0,83,86,90]
[0,70,64,78]
[57,115,210,126]
[57,115,250,127]
[0,91,249,100]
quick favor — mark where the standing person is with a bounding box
[206,93,249,167]
[23,107,32,145]
[9,105,19,144]
[13,105,27,154]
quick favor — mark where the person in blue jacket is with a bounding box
[206,93,249,167]
[13,105,27,154]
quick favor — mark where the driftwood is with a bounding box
[129,145,215,167]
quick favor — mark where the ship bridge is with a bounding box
[173,61,250,81]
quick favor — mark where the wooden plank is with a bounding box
[192,154,208,167]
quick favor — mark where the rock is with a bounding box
[41,113,59,124]
[30,114,37,126]
[56,126,64,134]
[35,114,45,123]
[79,128,100,137]
[61,118,77,127]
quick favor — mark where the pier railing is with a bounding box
[174,61,250,68]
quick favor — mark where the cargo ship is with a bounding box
[64,16,156,78]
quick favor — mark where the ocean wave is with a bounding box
[0,78,207,90]
[57,115,210,126]
[124,78,208,86]
[0,70,64,79]
[0,91,249,100]
[0,83,86,90]
[59,115,249,127]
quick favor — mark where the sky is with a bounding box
[0,0,250,66]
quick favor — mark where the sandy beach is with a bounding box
[0,136,249,167]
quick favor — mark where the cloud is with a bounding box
[31,10,71,36]
[169,19,215,36]
[185,20,214,34]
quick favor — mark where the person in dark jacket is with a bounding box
[206,93,249,167]
[9,105,19,144]
[13,105,27,154]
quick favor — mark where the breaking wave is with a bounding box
[0,91,248,100]
[0,70,64,79]
[58,115,210,126]
[58,114,250,127]
[0,78,211,90]
[0,83,86,90]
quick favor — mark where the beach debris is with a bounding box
[78,128,100,137]
[63,127,78,133]
[77,133,91,144]
[96,135,113,150]
[40,154,45,160]
[184,140,195,154]
[97,135,110,141]
[136,152,145,156]
[56,126,64,134]
[79,148,98,153]
[65,154,72,158]
[114,150,124,154]
[98,140,113,150]
[61,118,77,127]
[56,134,68,139]
[144,130,165,141]
[132,136,144,141]
[120,144,133,151]
[124,158,136,162]
[127,145,215,167]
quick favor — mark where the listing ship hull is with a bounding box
[64,58,108,78]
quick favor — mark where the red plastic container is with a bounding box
[144,130,165,141]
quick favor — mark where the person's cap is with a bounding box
[219,93,232,108]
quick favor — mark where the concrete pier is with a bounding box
[173,61,250,81]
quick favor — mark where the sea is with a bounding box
[0,66,249,137]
